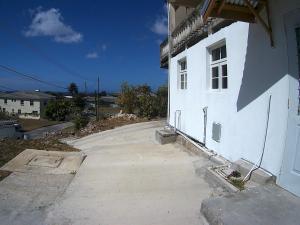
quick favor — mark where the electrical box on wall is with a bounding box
[212,122,221,142]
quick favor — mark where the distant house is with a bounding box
[0,120,23,139]
[0,91,54,119]
[85,95,118,108]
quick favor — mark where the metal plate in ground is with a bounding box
[28,155,63,168]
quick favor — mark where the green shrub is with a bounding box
[45,99,72,121]
[155,85,168,117]
[117,82,137,114]
[117,82,168,119]
[74,114,89,130]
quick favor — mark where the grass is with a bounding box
[229,178,245,190]
[18,118,61,132]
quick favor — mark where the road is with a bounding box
[24,122,73,139]
[45,121,222,225]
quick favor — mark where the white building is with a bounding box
[161,0,300,197]
[0,91,54,119]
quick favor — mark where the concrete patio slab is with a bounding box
[45,121,225,225]
[201,184,300,225]
[0,149,85,225]
[1,149,85,175]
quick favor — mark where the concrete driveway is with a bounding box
[45,121,222,225]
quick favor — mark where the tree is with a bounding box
[156,85,168,117]
[100,91,107,96]
[72,94,86,110]
[117,82,137,114]
[68,82,78,96]
[136,84,157,118]
[45,99,71,121]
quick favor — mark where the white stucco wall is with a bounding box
[0,99,41,119]
[169,0,300,177]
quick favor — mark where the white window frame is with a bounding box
[210,44,228,90]
[178,58,187,90]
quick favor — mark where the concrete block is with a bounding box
[232,159,275,184]
[155,129,177,145]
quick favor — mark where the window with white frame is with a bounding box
[178,58,187,90]
[210,44,227,90]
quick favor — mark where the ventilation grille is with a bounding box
[212,122,221,142]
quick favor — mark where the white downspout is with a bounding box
[167,2,171,124]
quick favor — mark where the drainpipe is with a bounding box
[203,106,208,146]
[243,95,272,182]
[167,2,172,124]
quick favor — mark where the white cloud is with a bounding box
[86,52,98,59]
[24,8,83,43]
[101,44,107,51]
[151,16,168,35]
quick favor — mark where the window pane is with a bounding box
[180,60,186,71]
[181,81,184,89]
[212,48,220,61]
[212,78,219,89]
[181,74,185,89]
[212,66,219,78]
[221,45,227,59]
[222,64,227,77]
[185,74,187,89]
[222,77,228,89]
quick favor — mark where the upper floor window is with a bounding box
[178,58,187,90]
[210,44,227,90]
[30,100,34,106]
[20,100,24,106]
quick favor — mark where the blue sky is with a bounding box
[0,0,168,93]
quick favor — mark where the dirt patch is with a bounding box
[18,118,61,132]
[76,116,149,137]
[0,170,11,181]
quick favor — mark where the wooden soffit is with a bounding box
[201,0,274,46]
[202,0,267,23]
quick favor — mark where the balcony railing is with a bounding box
[160,39,169,61]
[160,8,231,68]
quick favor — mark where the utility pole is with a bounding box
[84,81,87,96]
[96,76,100,121]
[94,90,98,120]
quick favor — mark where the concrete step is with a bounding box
[155,129,177,145]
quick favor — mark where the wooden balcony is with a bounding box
[160,39,169,69]
[160,8,233,68]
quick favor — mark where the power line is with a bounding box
[0,64,67,90]
[0,84,16,91]
[0,22,94,84]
